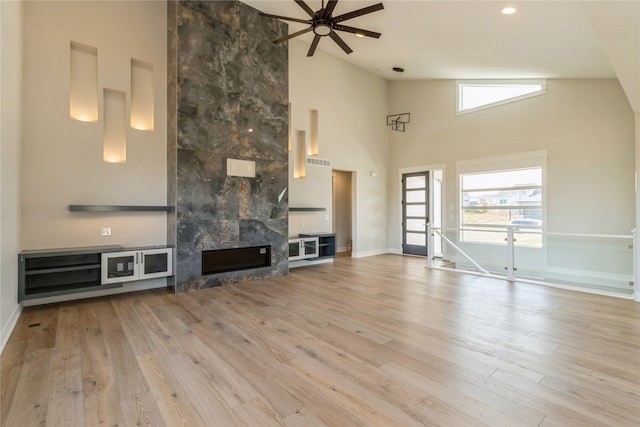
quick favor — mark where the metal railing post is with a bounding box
[426,222,434,268]
[633,229,639,302]
[505,225,516,281]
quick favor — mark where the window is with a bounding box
[457,79,546,114]
[458,151,546,247]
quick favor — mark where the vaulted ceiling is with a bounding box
[243,0,639,111]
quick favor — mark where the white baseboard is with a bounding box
[1,303,23,355]
[352,248,395,258]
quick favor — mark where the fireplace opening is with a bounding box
[202,246,271,275]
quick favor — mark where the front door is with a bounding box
[402,171,429,256]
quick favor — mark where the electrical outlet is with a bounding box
[101,227,111,236]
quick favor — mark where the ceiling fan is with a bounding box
[259,0,384,57]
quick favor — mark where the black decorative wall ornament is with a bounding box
[387,113,410,132]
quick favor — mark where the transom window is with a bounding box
[457,79,547,114]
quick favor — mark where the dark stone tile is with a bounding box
[239,2,288,104]
[239,96,287,161]
[176,149,240,221]
[236,160,288,220]
[177,77,240,153]
[177,2,241,92]
[180,1,240,29]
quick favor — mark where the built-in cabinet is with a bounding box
[288,237,319,261]
[101,247,172,284]
[288,233,336,261]
[19,245,172,302]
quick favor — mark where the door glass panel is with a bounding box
[406,190,426,203]
[405,232,426,246]
[406,218,426,231]
[406,204,426,217]
[406,175,426,189]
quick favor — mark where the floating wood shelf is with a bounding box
[288,207,326,212]
[69,205,174,212]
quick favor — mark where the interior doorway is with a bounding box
[332,170,353,254]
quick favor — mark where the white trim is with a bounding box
[352,248,391,258]
[456,150,547,174]
[456,151,547,250]
[1,303,23,354]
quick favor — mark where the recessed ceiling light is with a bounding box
[355,33,365,38]
[501,6,517,15]
[393,67,404,73]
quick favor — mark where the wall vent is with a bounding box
[307,157,332,167]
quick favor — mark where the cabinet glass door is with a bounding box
[289,239,302,260]
[304,239,318,256]
[140,248,172,279]
[102,251,138,284]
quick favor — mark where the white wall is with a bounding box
[1,0,24,351]
[288,40,389,256]
[21,1,167,250]
[388,79,636,252]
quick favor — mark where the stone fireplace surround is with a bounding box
[167,1,289,292]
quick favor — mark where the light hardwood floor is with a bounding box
[2,254,639,426]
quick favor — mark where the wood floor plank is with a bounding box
[77,304,126,427]
[119,390,166,427]
[2,348,53,427]
[2,254,639,426]
[98,312,149,400]
[137,351,208,426]
[165,351,246,426]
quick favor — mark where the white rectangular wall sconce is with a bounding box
[294,130,306,179]
[308,109,319,156]
[227,158,256,178]
[103,89,127,163]
[69,41,98,122]
[130,58,154,131]
[288,103,292,152]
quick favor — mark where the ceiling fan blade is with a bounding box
[323,0,338,18]
[333,3,384,23]
[329,31,353,54]
[258,12,312,25]
[333,24,381,39]
[294,0,316,18]
[307,35,321,57]
[272,26,313,44]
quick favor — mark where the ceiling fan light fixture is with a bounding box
[355,32,365,38]
[313,21,332,36]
